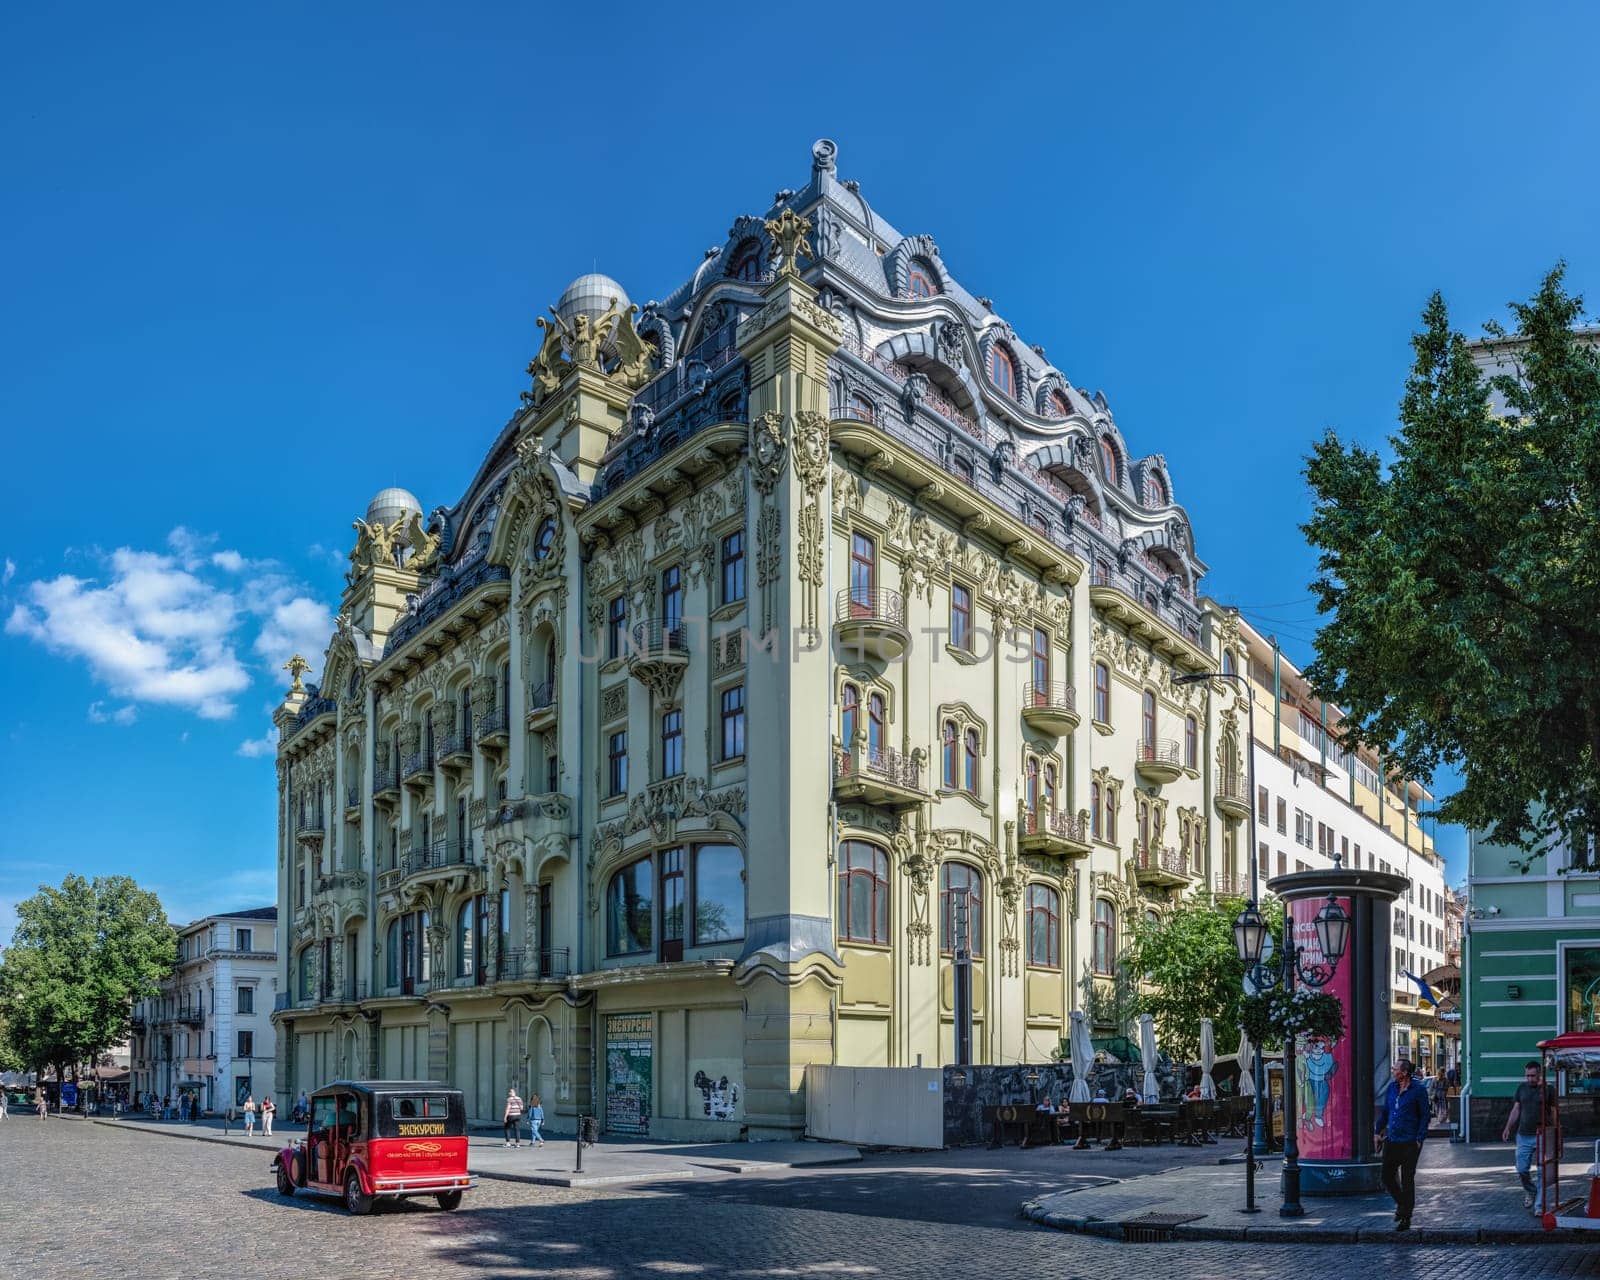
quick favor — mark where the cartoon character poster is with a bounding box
[1292,895,1353,1160]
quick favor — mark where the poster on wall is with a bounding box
[691,1059,743,1123]
[1292,895,1353,1161]
[605,1014,652,1136]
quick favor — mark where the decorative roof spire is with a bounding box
[764,208,814,279]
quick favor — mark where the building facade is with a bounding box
[271,139,1253,1140]
[1230,619,1455,1075]
[130,908,278,1113]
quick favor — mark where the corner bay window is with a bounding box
[605,844,745,958]
[837,841,890,944]
[940,863,983,956]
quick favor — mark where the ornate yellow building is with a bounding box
[271,140,1248,1140]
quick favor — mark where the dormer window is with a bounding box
[728,238,764,282]
[1098,438,1118,484]
[847,393,875,423]
[1146,472,1167,507]
[1049,390,1071,418]
[907,259,940,298]
[988,344,1017,398]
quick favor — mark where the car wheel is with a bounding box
[344,1171,373,1216]
[435,1190,463,1212]
[275,1160,295,1197]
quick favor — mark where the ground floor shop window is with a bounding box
[1565,945,1600,1034]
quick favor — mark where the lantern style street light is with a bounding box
[1234,890,1351,1217]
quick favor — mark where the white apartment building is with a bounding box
[130,908,279,1113]
[1228,617,1455,1076]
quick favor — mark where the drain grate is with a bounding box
[1120,1211,1205,1243]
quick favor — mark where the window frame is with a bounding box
[950,582,972,653]
[1028,884,1061,969]
[836,840,891,945]
[720,530,746,605]
[660,708,684,778]
[720,684,745,761]
[988,344,1017,398]
[1092,898,1117,976]
[607,729,628,797]
[1093,661,1111,725]
[939,862,984,957]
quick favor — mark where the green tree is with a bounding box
[0,1011,23,1074]
[1304,267,1600,868]
[1123,893,1283,1062]
[0,875,176,1081]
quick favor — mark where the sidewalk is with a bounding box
[89,1112,861,1188]
[1021,1140,1593,1245]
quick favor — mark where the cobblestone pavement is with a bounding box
[5,1118,1599,1279]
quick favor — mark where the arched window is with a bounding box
[605,858,652,956]
[942,720,959,788]
[718,390,743,422]
[1043,762,1058,814]
[1093,899,1117,975]
[847,393,875,423]
[1049,390,1071,418]
[1222,648,1236,677]
[1142,691,1157,747]
[868,693,886,762]
[841,683,859,749]
[1146,472,1167,507]
[1090,780,1102,838]
[907,258,940,298]
[1105,784,1118,842]
[1028,885,1061,968]
[1093,661,1111,725]
[963,728,979,794]
[728,238,764,282]
[456,900,475,979]
[1098,438,1118,484]
[1185,714,1198,769]
[940,863,983,956]
[988,344,1017,398]
[836,840,890,944]
[533,518,556,561]
[299,947,318,1001]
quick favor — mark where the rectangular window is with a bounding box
[661,709,684,778]
[849,533,876,614]
[1093,662,1111,725]
[237,1030,253,1058]
[607,595,628,660]
[660,846,685,961]
[1276,797,1287,835]
[1258,786,1268,821]
[721,531,746,605]
[1276,851,1287,878]
[1031,627,1050,693]
[720,685,746,760]
[236,928,252,952]
[950,583,972,652]
[608,731,628,796]
[236,986,253,1015]
[662,565,683,634]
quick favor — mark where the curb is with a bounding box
[1020,1197,1585,1245]
[93,1119,283,1152]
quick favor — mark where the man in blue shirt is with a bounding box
[1375,1058,1431,1230]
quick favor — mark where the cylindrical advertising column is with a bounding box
[1266,868,1408,1195]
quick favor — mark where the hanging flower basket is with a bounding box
[1238,987,1344,1047]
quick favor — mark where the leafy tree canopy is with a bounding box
[1304,267,1600,868]
[0,875,176,1073]
[1123,892,1281,1061]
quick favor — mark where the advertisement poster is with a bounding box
[605,1013,653,1136]
[1293,895,1353,1160]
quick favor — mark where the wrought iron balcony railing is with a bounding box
[1022,807,1090,846]
[1022,681,1076,715]
[835,741,921,791]
[629,619,689,660]
[835,587,906,627]
[495,946,571,982]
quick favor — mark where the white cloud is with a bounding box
[3,558,14,586]
[87,701,138,726]
[237,728,279,758]
[6,527,332,723]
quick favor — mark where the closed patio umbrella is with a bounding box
[1236,1028,1256,1096]
[1199,1018,1216,1100]
[1068,1010,1095,1103]
[1139,1013,1160,1103]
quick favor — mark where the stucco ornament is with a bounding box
[525,318,566,403]
[764,208,814,278]
[349,516,402,579]
[283,654,310,693]
[403,508,442,574]
[792,410,830,497]
[750,410,787,494]
[608,307,658,389]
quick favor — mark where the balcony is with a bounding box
[161,1003,204,1028]
[525,682,556,733]
[437,730,472,774]
[1213,872,1251,898]
[373,765,400,806]
[129,1015,146,1033]
[294,814,326,848]
[1134,841,1192,888]
[477,705,511,752]
[495,946,571,983]
[403,838,472,882]
[1018,805,1092,859]
[1214,771,1250,821]
[402,749,434,793]
[833,740,924,809]
[627,620,690,695]
[1020,681,1079,738]
[833,588,909,662]
[1134,738,1184,786]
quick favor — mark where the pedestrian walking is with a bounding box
[36,1089,47,1120]
[223,1102,235,1135]
[294,1090,309,1124]
[528,1092,545,1147]
[503,1085,524,1147]
[0,1091,8,1121]
[191,1092,201,1123]
[1374,1057,1430,1231]
[243,1094,257,1137]
[1502,1059,1556,1214]
[262,1095,275,1138]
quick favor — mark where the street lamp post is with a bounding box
[1176,665,1266,1210]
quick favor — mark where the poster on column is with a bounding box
[1292,895,1353,1160]
[605,1013,653,1136]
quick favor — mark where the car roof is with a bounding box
[311,1080,458,1098]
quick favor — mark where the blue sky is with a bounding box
[3,2,1597,942]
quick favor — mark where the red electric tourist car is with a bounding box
[271,1080,475,1215]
